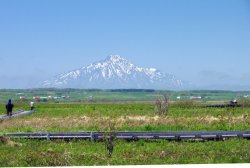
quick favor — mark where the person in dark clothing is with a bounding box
[6,99,14,116]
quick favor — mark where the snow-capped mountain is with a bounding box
[42,55,188,89]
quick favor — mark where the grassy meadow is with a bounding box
[1,138,249,166]
[0,89,250,166]
[1,102,250,133]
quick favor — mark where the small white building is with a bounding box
[190,96,202,100]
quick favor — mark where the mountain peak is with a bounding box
[106,55,126,62]
[42,55,187,89]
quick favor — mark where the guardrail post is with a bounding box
[154,135,159,139]
[90,132,98,141]
[216,135,223,141]
[47,132,51,141]
[175,135,181,141]
[132,136,138,141]
[90,132,94,141]
[237,134,243,139]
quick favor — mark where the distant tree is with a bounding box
[155,94,169,115]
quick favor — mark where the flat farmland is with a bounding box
[1,92,250,166]
[1,102,250,133]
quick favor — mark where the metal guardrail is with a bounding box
[2,131,250,141]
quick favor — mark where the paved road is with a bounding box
[0,110,34,121]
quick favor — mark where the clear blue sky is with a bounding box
[0,0,249,89]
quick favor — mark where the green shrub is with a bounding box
[238,98,250,107]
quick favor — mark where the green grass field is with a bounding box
[1,102,249,133]
[1,138,249,166]
[0,89,250,166]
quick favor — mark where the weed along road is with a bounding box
[3,130,250,141]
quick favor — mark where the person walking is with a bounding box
[30,101,35,111]
[6,99,14,116]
